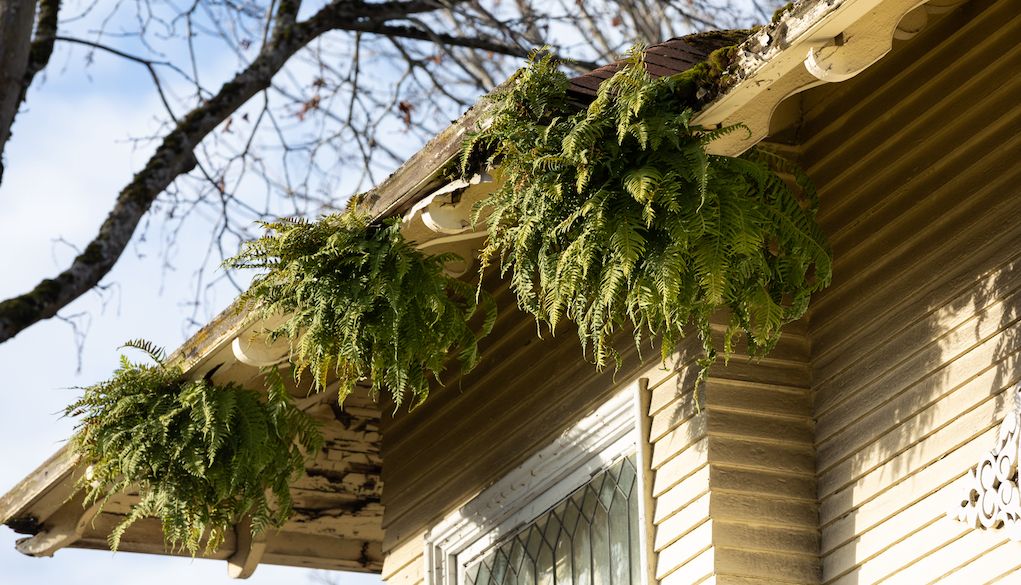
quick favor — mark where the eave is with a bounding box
[0,0,968,577]
[698,0,967,154]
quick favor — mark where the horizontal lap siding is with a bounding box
[648,352,714,583]
[802,0,1021,583]
[380,272,671,553]
[705,330,820,585]
[381,534,425,585]
[648,317,817,584]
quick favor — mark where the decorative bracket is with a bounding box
[403,172,495,236]
[401,172,497,277]
[227,515,268,579]
[950,384,1021,540]
[231,315,290,368]
[14,495,102,557]
[697,0,968,156]
[803,0,930,83]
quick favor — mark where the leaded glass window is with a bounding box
[464,454,640,585]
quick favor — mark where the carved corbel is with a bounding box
[14,495,102,557]
[227,515,268,579]
[401,172,497,276]
[702,0,963,156]
[403,172,495,236]
[232,315,290,368]
[804,0,931,82]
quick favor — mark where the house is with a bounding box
[3,0,1020,582]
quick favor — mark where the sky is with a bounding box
[0,18,382,585]
[0,1,765,581]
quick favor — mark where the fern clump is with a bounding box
[464,49,832,374]
[66,342,322,554]
[227,211,496,408]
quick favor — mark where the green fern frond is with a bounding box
[120,339,167,364]
[66,349,322,556]
[468,48,832,379]
[226,210,494,409]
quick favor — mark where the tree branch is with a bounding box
[0,0,41,183]
[23,0,59,86]
[0,0,462,343]
[347,22,531,57]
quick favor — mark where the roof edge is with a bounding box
[3,0,954,547]
[697,0,962,154]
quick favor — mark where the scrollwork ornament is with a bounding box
[951,383,1021,539]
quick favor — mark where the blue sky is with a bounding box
[0,25,382,585]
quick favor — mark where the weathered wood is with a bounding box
[0,445,77,527]
[261,531,383,572]
[14,495,100,557]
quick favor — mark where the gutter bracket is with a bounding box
[697,0,966,156]
[401,172,497,277]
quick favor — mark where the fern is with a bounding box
[226,210,496,408]
[65,44,834,554]
[66,347,322,555]
[464,47,832,379]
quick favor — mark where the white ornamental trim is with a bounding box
[950,384,1021,540]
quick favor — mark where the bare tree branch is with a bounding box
[0,0,775,345]
[0,0,469,342]
[0,0,60,182]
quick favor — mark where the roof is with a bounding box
[355,28,753,221]
[567,30,752,97]
[1,0,961,576]
[0,343,385,575]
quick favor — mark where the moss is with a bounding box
[665,43,742,106]
[0,278,64,332]
[771,1,796,24]
[683,28,758,54]
[29,278,62,304]
[81,241,105,265]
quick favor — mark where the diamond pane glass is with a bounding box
[466,455,639,585]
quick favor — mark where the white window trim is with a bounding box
[424,383,651,585]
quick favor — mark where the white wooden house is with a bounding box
[4,0,1020,582]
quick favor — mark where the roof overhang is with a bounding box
[1,0,969,577]
[1,312,385,577]
[698,0,967,154]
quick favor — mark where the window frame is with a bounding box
[424,383,651,585]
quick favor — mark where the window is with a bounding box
[425,385,649,585]
[465,454,641,585]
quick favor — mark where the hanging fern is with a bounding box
[227,211,497,408]
[464,48,832,375]
[66,342,322,554]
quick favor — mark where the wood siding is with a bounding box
[648,323,818,585]
[380,303,819,585]
[379,275,666,554]
[800,0,1021,582]
[380,3,1021,585]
